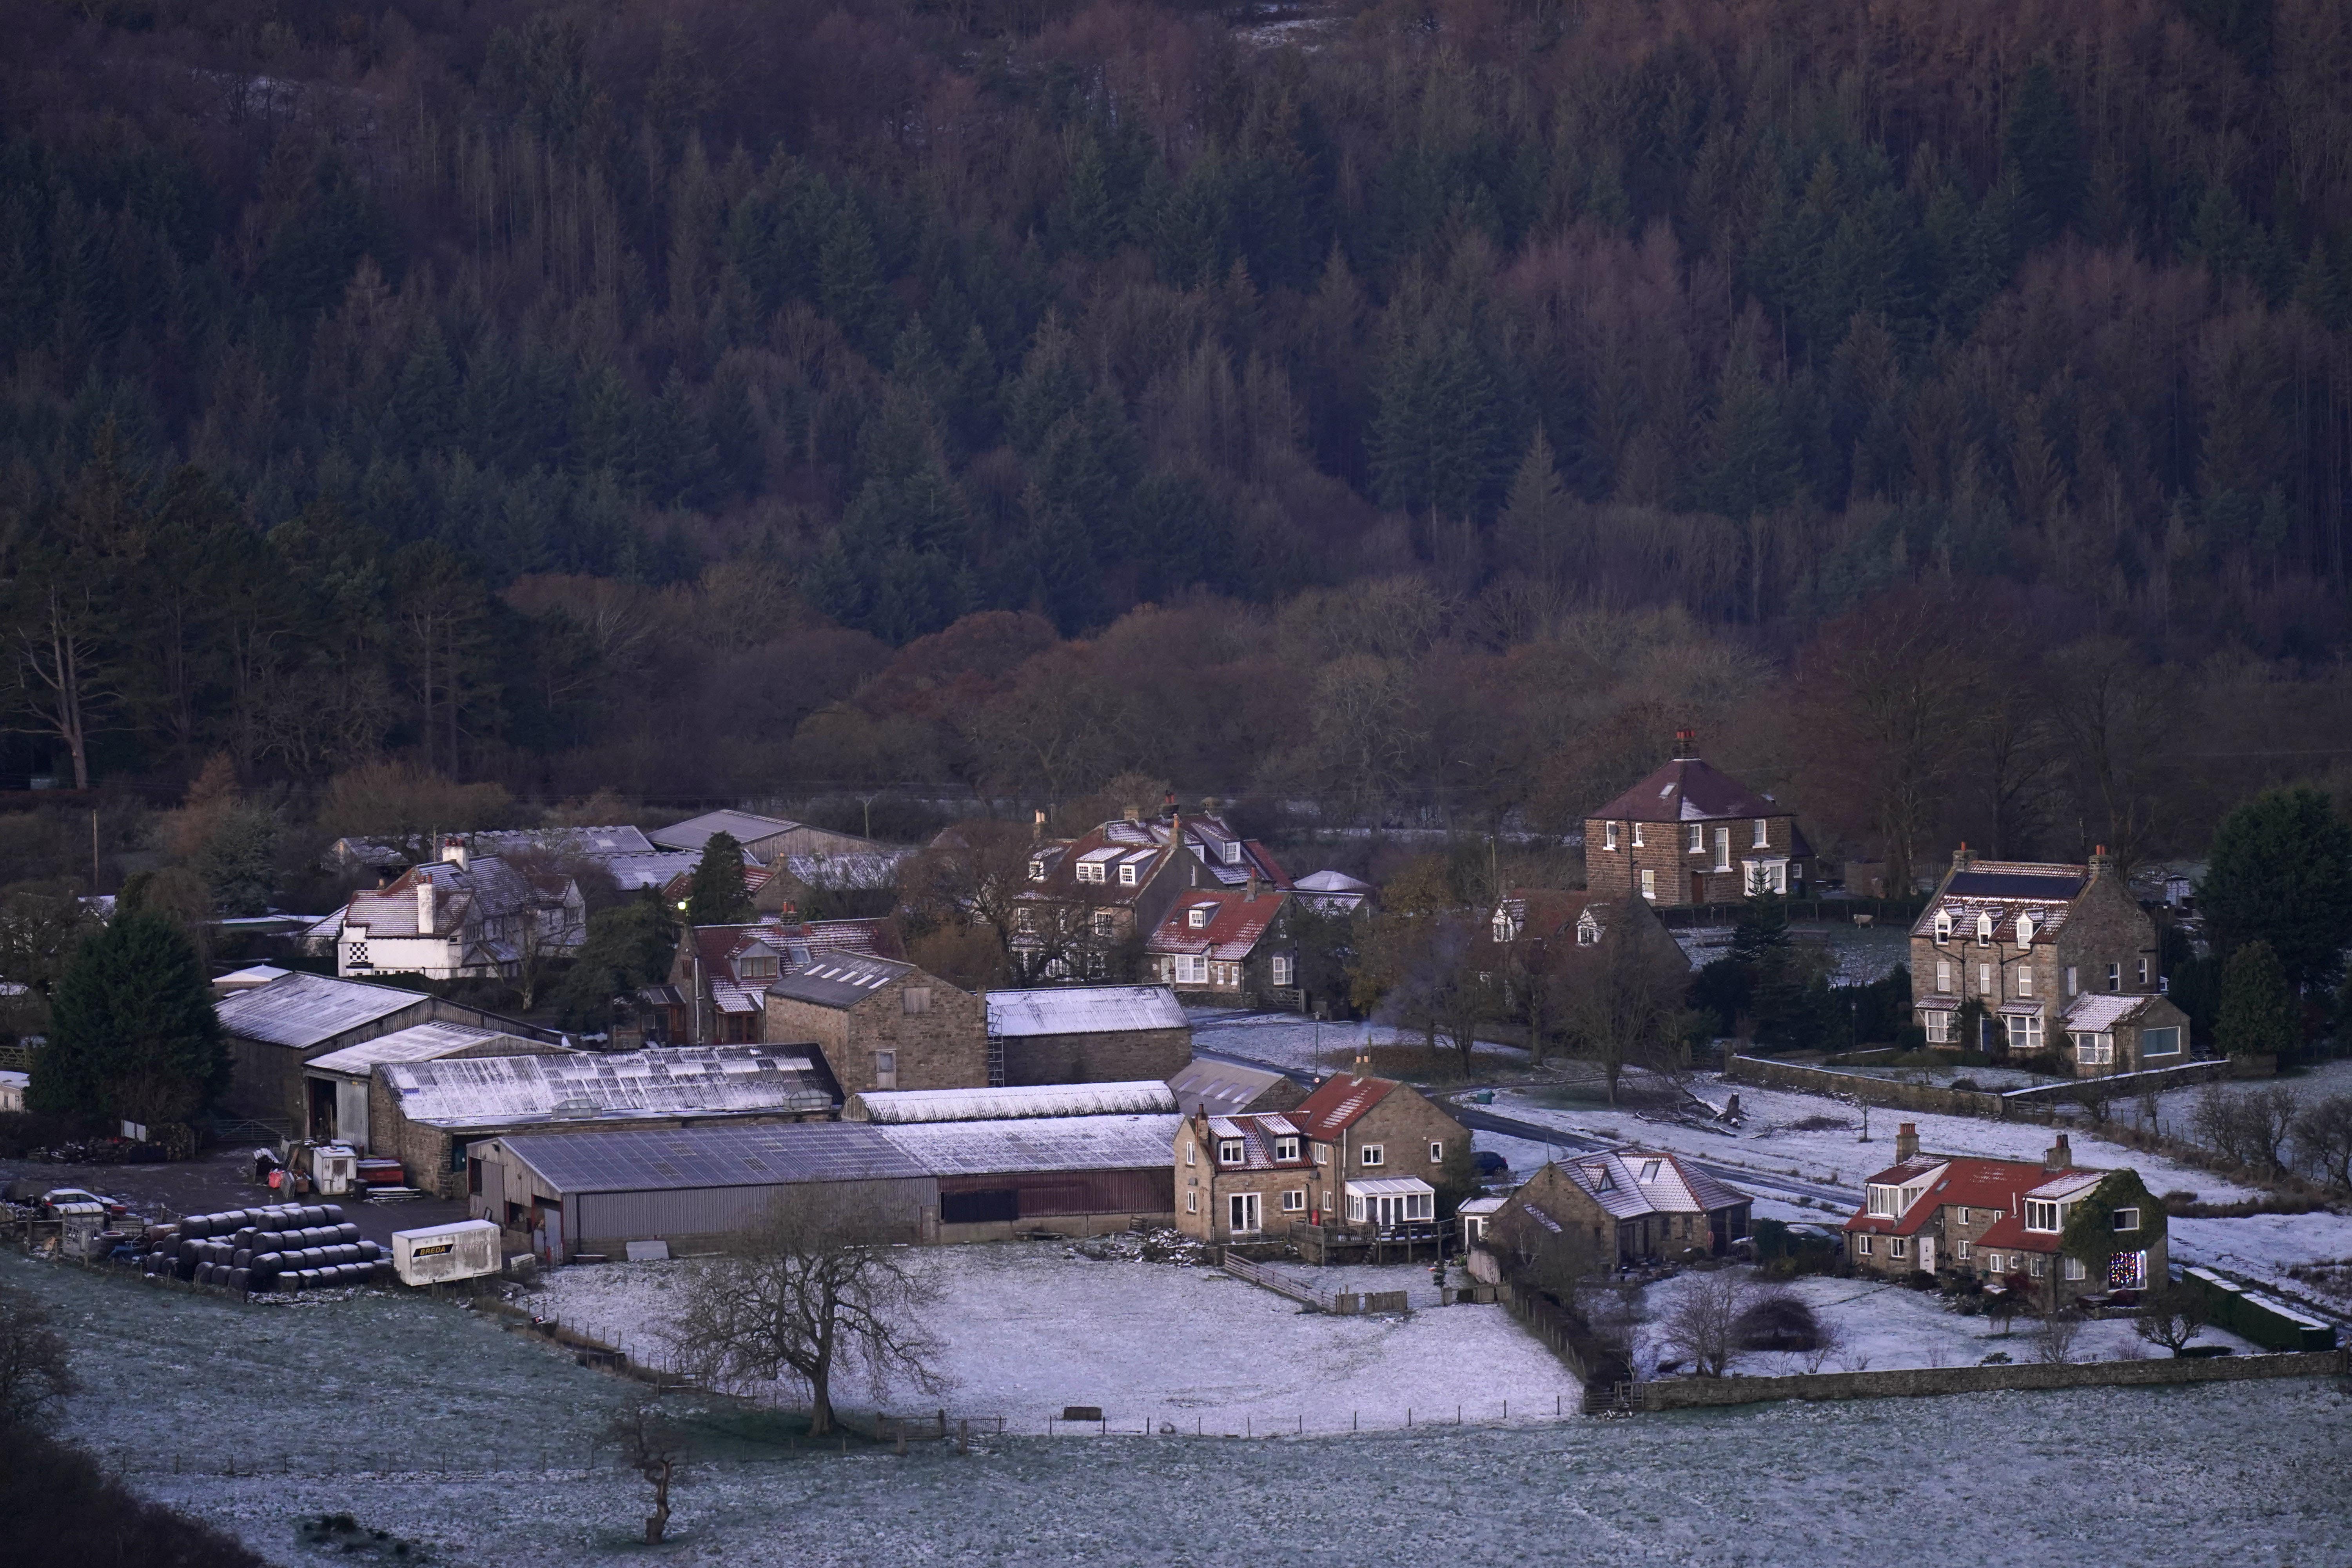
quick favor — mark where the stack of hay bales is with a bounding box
[139,1204,389,1293]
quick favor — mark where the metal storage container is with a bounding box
[391,1219,500,1285]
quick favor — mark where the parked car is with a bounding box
[42,1187,128,1220]
[1473,1151,1510,1178]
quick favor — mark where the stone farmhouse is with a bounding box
[1910,847,2187,1073]
[1842,1125,2166,1307]
[1478,1151,1752,1287]
[1012,799,1290,981]
[1584,731,1812,907]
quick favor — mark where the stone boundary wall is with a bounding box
[1727,1055,2029,1119]
[2001,1058,2232,1103]
[1637,1348,2347,1411]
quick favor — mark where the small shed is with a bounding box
[983,985,1192,1087]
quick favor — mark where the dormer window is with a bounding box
[1976,913,1994,945]
[1029,858,1045,882]
[2016,915,2036,948]
[1076,860,1105,884]
[1492,915,1514,941]
[1189,906,1210,929]
[1935,912,1953,944]
[1576,916,1599,947]
[1274,1136,1299,1161]
[1224,840,1242,865]
[738,953,779,980]
[1218,1139,1243,1165]
[2024,1200,2061,1232]
[1118,862,1138,887]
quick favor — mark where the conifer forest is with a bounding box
[3,0,2351,868]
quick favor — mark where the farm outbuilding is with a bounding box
[470,1112,1179,1260]
[983,985,1192,1086]
[301,1021,568,1148]
[844,1080,1177,1123]
[376,1045,841,1199]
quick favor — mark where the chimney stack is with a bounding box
[1673,727,1699,760]
[416,873,436,934]
[1953,842,1975,873]
[1123,803,1140,824]
[1032,809,1046,841]
[1895,1122,1918,1162]
[2044,1134,2073,1172]
[1247,871,1261,901]
[2087,844,2115,877]
[441,836,468,869]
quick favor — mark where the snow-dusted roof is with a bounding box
[1346,1176,1436,1197]
[382,1045,837,1129]
[2062,993,2162,1032]
[985,985,1188,1038]
[215,971,428,1049]
[847,1081,1177,1123]
[1295,869,1371,894]
[305,1021,554,1077]
[873,1113,1180,1176]
[213,964,291,991]
[649,810,799,854]
[1557,1151,1750,1219]
[599,851,706,891]
[1167,1058,1291,1118]
[501,1121,924,1193]
[1458,1195,1506,1216]
[766,954,914,1008]
[470,825,657,857]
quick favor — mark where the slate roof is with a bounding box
[847,1081,1178,1123]
[382,1044,837,1129]
[1167,1058,1292,1118]
[215,972,428,1049]
[877,1113,1180,1176]
[985,985,1188,1037]
[764,953,915,1008]
[500,1121,924,1193]
[1911,860,2093,940]
[1554,1151,1751,1219]
[648,810,800,854]
[1195,1110,1310,1171]
[599,851,707,891]
[1147,889,1287,960]
[1588,755,1786,825]
[1289,1074,1399,1140]
[467,826,657,857]
[344,856,571,940]
[305,1020,550,1077]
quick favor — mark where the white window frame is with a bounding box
[1358,1144,1385,1167]
[1186,1191,1198,1213]
[1228,1192,1261,1235]
[1225,839,1243,866]
[1867,1185,1899,1216]
[1936,959,1953,993]
[2025,1200,2060,1232]
[1957,1239,1973,1260]
[1218,1139,1243,1165]
[2064,1256,2087,1282]
[1631,823,1646,847]
[1075,860,1103,884]
[1713,826,1731,873]
[1889,1237,1908,1260]
[2005,1012,2043,1053]
[1976,913,1994,944]
[1188,906,1209,929]
[1752,818,1769,848]
[2065,966,2079,996]
[2113,1207,2140,1232]
[1275,1136,1299,1162]
[1604,822,1619,851]
[2113,1250,2148,1290]
[1640,869,1657,902]
[2140,1027,2181,1059]
[2029,1254,2047,1279]
[2017,966,2033,998]
[1429,1141,1445,1163]
[1979,962,1993,995]
[1270,954,1292,987]
[1281,1189,1305,1212]
[2073,1031,2114,1066]
[1185,1143,1196,1166]
[1935,912,1953,944]
[1689,824,1705,854]
[2137,956,2149,987]
[1922,1009,1951,1045]
[1091,911,1116,937]
[1028,858,1045,882]
[2107,962,2121,992]
[1118,862,1138,887]
[1856,1234,1873,1256]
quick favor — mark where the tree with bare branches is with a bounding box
[665,1193,942,1437]
[602,1396,687,1544]
[1557,897,1698,1105]
[1662,1268,1754,1377]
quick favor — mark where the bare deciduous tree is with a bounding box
[666,1193,942,1437]
[602,1396,686,1544]
[1558,898,1697,1106]
[2029,1309,2084,1364]
[2293,1093,2352,1191]
[0,1283,79,1430]
[1662,1268,1754,1377]
[2132,1283,2210,1357]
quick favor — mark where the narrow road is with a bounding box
[1192,1044,1857,1210]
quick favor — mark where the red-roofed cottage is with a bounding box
[1583,731,1811,907]
[1842,1124,2166,1306]
[1146,884,1297,1007]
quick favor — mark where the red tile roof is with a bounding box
[1289,1074,1399,1140]
[1146,889,1287,961]
[1842,1153,2102,1243]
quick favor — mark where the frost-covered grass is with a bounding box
[537,1243,1582,1431]
[13,1253,2352,1566]
[1623,1269,2263,1379]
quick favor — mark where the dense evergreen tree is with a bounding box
[29,911,226,1128]
[2199,789,2352,991]
[684,831,755,926]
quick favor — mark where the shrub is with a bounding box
[1733,1290,1824,1352]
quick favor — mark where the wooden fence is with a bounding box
[1221,1252,1410,1315]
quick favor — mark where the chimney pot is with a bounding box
[1673,727,1698,759]
[2045,1134,2073,1172]
[1895,1123,1919,1161]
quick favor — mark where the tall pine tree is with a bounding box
[685,831,755,926]
[31,911,226,1128]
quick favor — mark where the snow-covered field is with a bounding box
[538,1243,1579,1432]
[1623,1269,2263,1378]
[15,1254,2350,1567]
[1189,1008,1532,1074]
